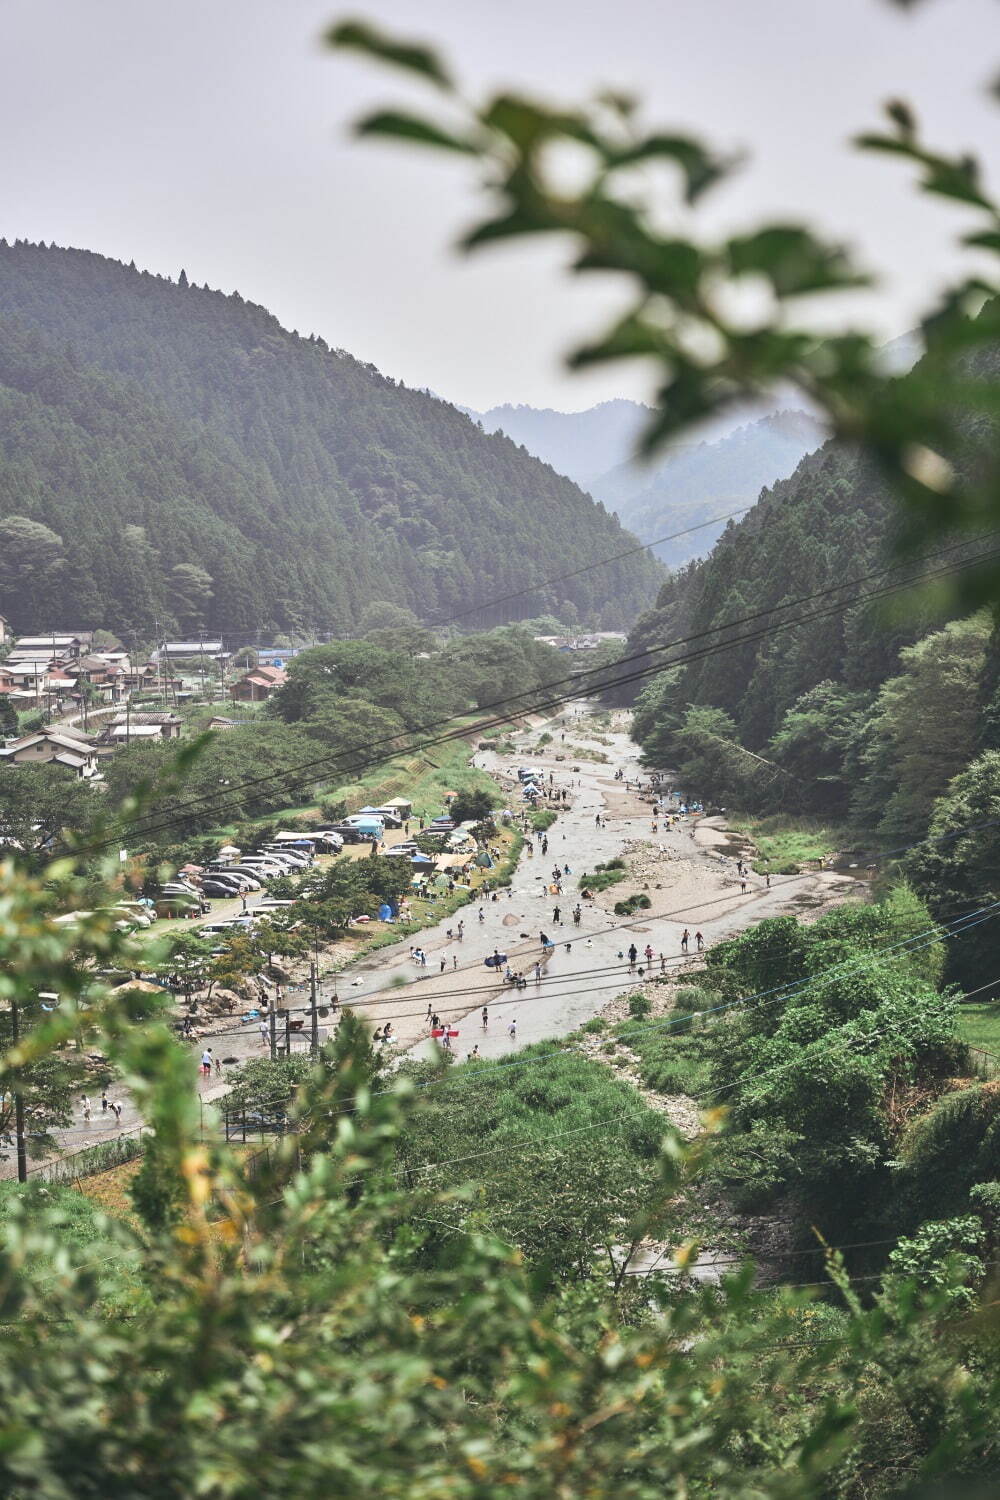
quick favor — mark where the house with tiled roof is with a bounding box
[0,725,100,778]
[229,665,287,703]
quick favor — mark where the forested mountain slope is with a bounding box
[0,242,661,638]
[624,330,1000,879]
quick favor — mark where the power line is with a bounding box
[80,532,1000,854]
[36,894,987,1146]
[150,903,998,1143]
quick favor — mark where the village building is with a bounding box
[0,724,101,779]
[252,646,302,669]
[8,634,89,666]
[104,710,183,743]
[229,665,287,703]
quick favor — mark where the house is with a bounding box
[0,660,76,705]
[207,716,237,731]
[229,666,287,703]
[66,655,128,705]
[121,661,183,699]
[106,710,183,743]
[0,725,100,778]
[160,641,228,664]
[0,614,10,646]
[252,646,303,669]
[9,634,87,665]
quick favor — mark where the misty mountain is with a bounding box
[463,399,653,487]
[592,409,826,567]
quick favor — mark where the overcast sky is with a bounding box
[1,0,997,410]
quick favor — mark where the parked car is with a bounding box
[202,870,260,892]
[310,829,344,851]
[260,845,310,867]
[212,867,264,888]
[202,880,245,898]
[327,824,369,844]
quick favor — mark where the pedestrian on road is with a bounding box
[696,931,704,951]
[241,894,248,914]
[482,1006,489,1030]
[200,1049,213,1076]
[681,930,690,953]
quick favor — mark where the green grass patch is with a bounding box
[613,893,651,917]
[727,813,844,874]
[956,1001,1000,1057]
[529,808,558,833]
[579,859,626,893]
[613,1021,712,1097]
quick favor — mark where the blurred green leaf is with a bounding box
[325,19,453,90]
[355,109,475,154]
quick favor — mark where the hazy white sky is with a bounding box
[1,0,997,409]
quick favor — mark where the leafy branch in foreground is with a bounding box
[327,15,1000,608]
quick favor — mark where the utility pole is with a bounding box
[9,1000,27,1184]
[268,1004,277,1062]
[309,962,319,1057]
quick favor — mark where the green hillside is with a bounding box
[0,241,662,639]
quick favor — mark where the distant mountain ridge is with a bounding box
[463,393,825,568]
[463,398,652,488]
[594,409,827,567]
[0,241,662,639]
